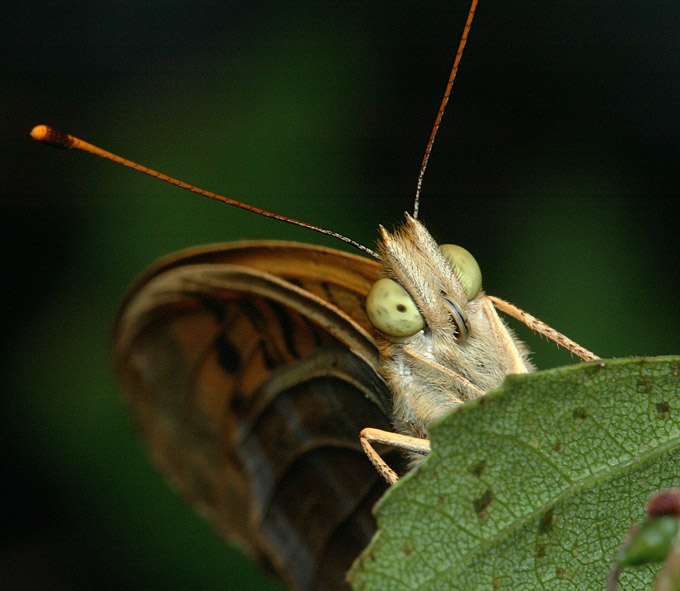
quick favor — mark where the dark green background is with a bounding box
[3,1,679,589]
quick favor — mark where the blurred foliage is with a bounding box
[2,1,679,589]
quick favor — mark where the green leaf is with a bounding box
[349,356,680,591]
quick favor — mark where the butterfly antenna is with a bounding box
[30,125,380,259]
[413,0,478,220]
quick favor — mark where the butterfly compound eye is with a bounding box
[439,244,482,300]
[366,278,425,337]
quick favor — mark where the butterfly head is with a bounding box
[366,213,482,344]
[363,213,506,434]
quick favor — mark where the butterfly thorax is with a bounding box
[369,214,533,440]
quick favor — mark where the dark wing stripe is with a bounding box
[269,299,304,360]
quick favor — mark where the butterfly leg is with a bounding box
[360,427,431,485]
[487,295,599,362]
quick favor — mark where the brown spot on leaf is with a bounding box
[584,362,605,374]
[536,545,546,558]
[467,459,486,478]
[539,508,554,534]
[474,488,493,521]
[554,441,562,453]
[637,377,652,393]
[556,567,566,578]
[572,407,587,420]
[656,401,671,417]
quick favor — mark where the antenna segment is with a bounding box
[30,125,380,259]
[413,0,478,219]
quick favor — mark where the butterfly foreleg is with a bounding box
[359,427,431,485]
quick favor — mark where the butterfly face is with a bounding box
[365,214,533,441]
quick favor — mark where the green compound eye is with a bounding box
[440,244,482,300]
[366,278,425,337]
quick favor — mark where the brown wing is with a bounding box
[113,241,400,591]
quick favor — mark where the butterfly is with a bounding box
[31,1,598,589]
